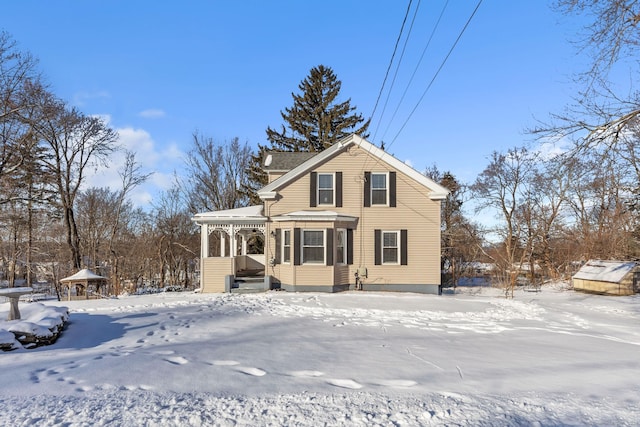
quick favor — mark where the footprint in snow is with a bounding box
[326,378,363,389]
[374,379,417,388]
[212,360,239,366]
[235,366,266,377]
[289,370,324,378]
[164,356,189,365]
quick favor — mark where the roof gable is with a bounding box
[257,134,449,200]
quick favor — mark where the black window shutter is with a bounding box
[401,229,408,265]
[310,172,317,207]
[336,172,343,207]
[347,229,354,265]
[389,171,397,207]
[274,229,281,264]
[293,228,301,265]
[326,228,333,266]
[364,171,371,207]
[374,229,381,265]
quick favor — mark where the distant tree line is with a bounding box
[2,1,638,298]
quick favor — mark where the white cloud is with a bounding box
[138,109,166,119]
[72,90,110,107]
[82,126,183,210]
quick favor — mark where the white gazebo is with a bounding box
[192,205,267,293]
[59,269,107,301]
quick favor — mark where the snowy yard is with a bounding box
[1,283,639,426]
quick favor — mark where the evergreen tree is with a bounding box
[243,65,370,204]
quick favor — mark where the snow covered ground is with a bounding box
[1,283,639,426]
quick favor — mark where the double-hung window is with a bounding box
[302,230,324,264]
[371,173,388,205]
[318,173,334,205]
[336,228,346,264]
[382,231,399,264]
[374,229,407,265]
[282,229,291,264]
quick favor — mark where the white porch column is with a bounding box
[221,231,226,257]
[241,234,247,255]
[200,224,209,258]
[230,225,238,258]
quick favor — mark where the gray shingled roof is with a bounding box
[262,151,317,171]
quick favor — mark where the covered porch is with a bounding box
[192,205,269,293]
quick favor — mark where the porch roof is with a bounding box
[191,205,266,225]
[271,210,358,222]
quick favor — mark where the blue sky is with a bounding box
[2,1,586,207]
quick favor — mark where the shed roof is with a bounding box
[572,260,638,283]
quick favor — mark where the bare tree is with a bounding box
[425,165,481,288]
[471,147,537,297]
[153,182,198,288]
[29,91,118,269]
[184,132,252,213]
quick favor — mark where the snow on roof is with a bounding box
[271,210,358,222]
[59,269,106,282]
[572,260,637,283]
[192,205,265,223]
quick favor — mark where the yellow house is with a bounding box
[192,134,449,294]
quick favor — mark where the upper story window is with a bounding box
[311,172,342,207]
[371,173,388,205]
[318,173,334,205]
[364,171,396,208]
[302,229,324,264]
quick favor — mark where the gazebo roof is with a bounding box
[60,268,106,283]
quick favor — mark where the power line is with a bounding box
[369,0,413,133]
[371,0,422,143]
[380,0,450,143]
[389,0,484,147]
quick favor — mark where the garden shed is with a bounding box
[572,260,640,296]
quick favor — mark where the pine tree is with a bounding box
[267,65,369,152]
[243,65,370,204]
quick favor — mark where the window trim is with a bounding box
[301,229,325,264]
[336,228,347,265]
[381,230,400,265]
[282,229,291,264]
[317,172,335,206]
[370,172,389,206]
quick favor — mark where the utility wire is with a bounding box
[389,0,484,147]
[371,0,422,143]
[380,0,450,143]
[369,0,413,132]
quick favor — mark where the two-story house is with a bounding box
[192,134,449,294]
